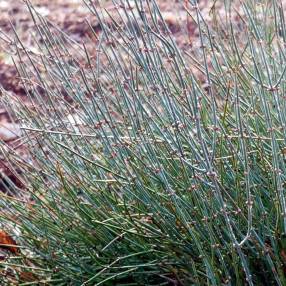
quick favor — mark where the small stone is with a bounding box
[0,122,21,141]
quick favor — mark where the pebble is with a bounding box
[0,122,21,141]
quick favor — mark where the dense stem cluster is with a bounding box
[0,0,286,285]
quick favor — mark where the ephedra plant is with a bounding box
[1,0,286,285]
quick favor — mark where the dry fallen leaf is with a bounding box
[0,230,19,254]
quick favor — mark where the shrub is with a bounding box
[1,0,286,285]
